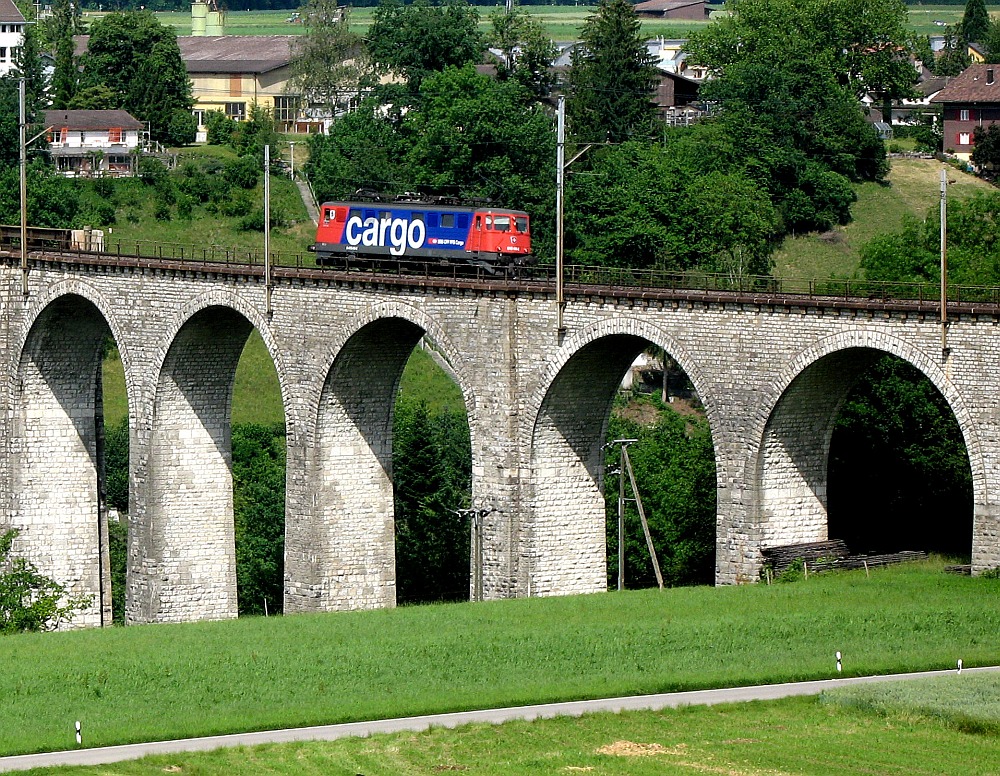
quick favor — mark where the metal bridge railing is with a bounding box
[9,238,1000,307]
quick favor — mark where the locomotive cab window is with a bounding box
[322,208,334,225]
[493,215,511,232]
[440,213,454,228]
[515,216,528,233]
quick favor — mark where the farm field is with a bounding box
[1,560,998,757]
[79,5,1000,40]
[14,679,1000,775]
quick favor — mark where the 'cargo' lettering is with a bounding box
[345,215,426,256]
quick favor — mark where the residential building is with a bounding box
[0,0,26,78]
[633,0,708,20]
[930,63,1000,159]
[43,109,145,177]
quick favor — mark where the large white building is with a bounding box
[0,0,25,77]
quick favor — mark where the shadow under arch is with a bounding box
[11,289,133,629]
[139,304,271,623]
[524,318,718,597]
[302,304,475,612]
[749,331,983,569]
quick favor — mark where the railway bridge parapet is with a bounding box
[2,253,999,627]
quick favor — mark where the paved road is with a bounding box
[2,665,997,772]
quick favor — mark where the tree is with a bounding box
[12,21,46,117]
[566,0,658,144]
[1,529,91,633]
[934,26,971,77]
[487,5,558,101]
[289,0,371,120]
[403,66,555,212]
[68,84,118,111]
[604,398,716,589]
[972,123,1000,179]
[232,424,286,616]
[45,0,84,109]
[393,400,472,604]
[962,0,991,44]
[367,0,484,96]
[80,12,193,142]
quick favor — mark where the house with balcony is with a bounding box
[43,110,145,177]
[0,0,26,77]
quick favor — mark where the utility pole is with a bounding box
[940,166,949,359]
[264,144,272,320]
[608,437,664,591]
[556,95,566,335]
[19,77,28,297]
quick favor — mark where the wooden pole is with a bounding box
[623,446,664,589]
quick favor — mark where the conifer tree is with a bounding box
[962,0,990,44]
[566,0,658,144]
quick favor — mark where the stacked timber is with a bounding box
[761,540,927,577]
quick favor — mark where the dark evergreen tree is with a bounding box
[961,0,990,44]
[566,0,658,143]
[49,0,81,109]
[12,22,46,116]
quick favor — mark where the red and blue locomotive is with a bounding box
[312,197,532,272]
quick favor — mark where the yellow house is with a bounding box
[177,35,303,135]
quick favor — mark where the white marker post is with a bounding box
[958,658,963,674]
[836,651,842,674]
[75,720,82,746]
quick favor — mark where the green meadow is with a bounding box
[1,560,998,757]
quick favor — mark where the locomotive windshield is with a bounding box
[492,215,512,232]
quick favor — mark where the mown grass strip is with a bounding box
[1,561,998,757]
[15,685,1000,775]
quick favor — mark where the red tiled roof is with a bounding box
[930,64,1000,103]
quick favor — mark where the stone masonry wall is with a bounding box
[2,259,1000,628]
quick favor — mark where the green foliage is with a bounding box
[0,161,81,228]
[231,104,283,161]
[49,0,80,108]
[224,156,261,190]
[232,423,286,617]
[829,355,973,557]
[861,191,1000,286]
[206,110,237,146]
[1,529,91,634]
[167,108,198,147]
[604,397,716,589]
[487,5,558,100]
[290,0,371,118]
[81,11,193,141]
[961,0,990,43]
[368,0,484,95]
[935,25,971,76]
[104,417,129,514]
[393,399,472,604]
[971,123,1000,181]
[67,84,118,111]
[108,517,127,625]
[566,0,658,144]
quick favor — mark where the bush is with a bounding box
[206,110,236,146]
[1,529,91,633]
[175,192,195,220]
[238,204,287,232]
[167,109,198,147]
[218,190,254,218]
[137,156,169,186]
[224,156,260,190]
[153,196,172,221]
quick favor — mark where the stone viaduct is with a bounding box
[1,252,999,628]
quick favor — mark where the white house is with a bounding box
[43,110,146,177]
[0,0,26,78]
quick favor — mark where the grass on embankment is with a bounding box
[1,560,999,757]
[20,685,1000,775]
[774,157,995,281]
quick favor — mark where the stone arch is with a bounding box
[10,284,135,629]
[747,329,984,566]
[523,316,718,597]
[297,300,475,612]
[137,292,286,623]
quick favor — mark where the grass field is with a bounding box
[1,560,999,757]
[774,157,995,280]
[16,685,1000,775]
[82,5,1000,40]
